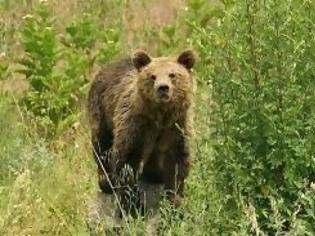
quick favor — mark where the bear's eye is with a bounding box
[150,75,156,81]
[169,73,176,79]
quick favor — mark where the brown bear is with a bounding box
[88,49,196,215]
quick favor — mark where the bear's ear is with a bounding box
[132,50,152,71]
[177,49,196,71]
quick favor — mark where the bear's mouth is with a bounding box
[155,93,171,103]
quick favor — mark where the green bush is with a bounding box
[18,2,91,135]
[17,2,124,136]
[63,14,97,50]
[19,3,59,82]
[96,28,121,64]
[193,0,315,234]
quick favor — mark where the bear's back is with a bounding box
[88,58,137,129]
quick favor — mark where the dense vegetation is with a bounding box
[1,0,314,235]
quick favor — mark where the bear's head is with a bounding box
[132,50,196,105]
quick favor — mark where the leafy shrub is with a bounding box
[59,2,122,65]
[96,28,121,64]
[193,0,315,234]
[63,14,97,51]
[18,2,90,135]
[19,4,59,81]
[17,2,123,135]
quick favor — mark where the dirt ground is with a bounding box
[86,181,164,234]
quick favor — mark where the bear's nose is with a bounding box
[157,84,169,94]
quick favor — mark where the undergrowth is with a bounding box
[0,0,314,235]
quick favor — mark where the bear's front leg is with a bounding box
[111,119,145,217]
[163,135,190,208]
[116,161,144,218]
[91,125,114,194]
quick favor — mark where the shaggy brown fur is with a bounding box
[88,50,196,215]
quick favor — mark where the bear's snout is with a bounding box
[157,84,170,94]
[154,81,172,103]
